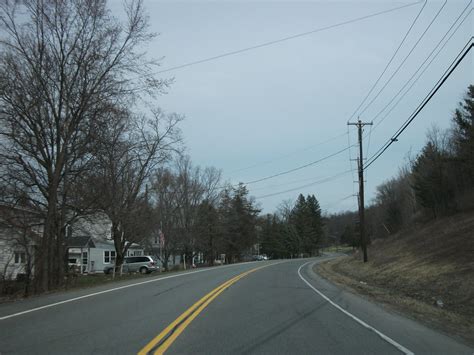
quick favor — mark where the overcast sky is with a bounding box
[111,0,472,215]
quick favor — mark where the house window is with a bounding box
[134,250,142,256]
[14,252,26,264]
[104,250,116,264]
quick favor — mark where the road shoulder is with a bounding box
[315,255,474,347]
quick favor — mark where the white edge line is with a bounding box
[298,261,415,355]
[0,260,270,321]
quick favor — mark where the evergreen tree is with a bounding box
[288,194,323,256]
[412,142,454,218]
[306,195,323,255]
[219,184,260,263]
[452,85,474,188]
[195,199,220,265]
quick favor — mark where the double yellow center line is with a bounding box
[138,265,267,355]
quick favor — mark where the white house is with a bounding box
[0,205,40,281]
[66,213,144,274]
[67,237,144,274]
[0,234,35,280]
[0,207,147,279]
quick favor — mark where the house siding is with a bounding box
[70,241,145,274]
[0,238,34,280]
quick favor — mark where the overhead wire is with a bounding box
[223,0,417,181]
[347,126,357,197]
[143,1,425,206]
[364,37,473,170]
[364,0,467,159]
[243,145,354,185]
[365,124,374,158]
[213,143,354,192]
[260,6,464,208]
[357,0,448,118]
[148,0,452,207]
[152,2,423,75]
[345,0,425,208]
[347,0,427,122]
[254,170,352,199]
[228,131,347,174]
[247,173,333,192]
[369,2,473,131]
[323,194,357,210]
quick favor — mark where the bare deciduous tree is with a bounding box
[0,0,168,291]
[83,108,182,273]
[149,159,222,269]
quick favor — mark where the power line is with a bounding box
[365,38,473,170]
[361,3,471,162]
[347,125,357,195]
[214,143,354,192]
[365,124,374,163]
[369,37,472,164]
[208,0,420,178]
[247,173,333,192]
[228,131,347,174]
[369,3,473,130]
[323,194,357,210]
[153,2,423,75]
[243,145,354,185]
[358,0,448,118]
[359,0,470,160]
[254,170,352,199]
[347,0,427,122]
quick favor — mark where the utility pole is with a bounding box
[348,119,372,263]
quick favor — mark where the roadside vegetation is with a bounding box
[0,263,202,303]
[0,271,152,302]
[318,212,474,344]
[320,85,474,344]
[326,86,474,247]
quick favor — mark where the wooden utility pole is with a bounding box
[348,119,372,263]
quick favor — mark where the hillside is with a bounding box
[317,212,474,345]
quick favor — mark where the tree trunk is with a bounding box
[112,222,125,278]
[36,203,57,293]
[162,254,169,271]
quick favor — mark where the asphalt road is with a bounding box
[0,255,472,354]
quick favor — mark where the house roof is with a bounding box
[66,236,95,248]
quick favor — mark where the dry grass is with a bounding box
[317,212,474,345]
[322,245,354,254]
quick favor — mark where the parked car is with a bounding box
[104,256,159,274]
[67,258,81,273]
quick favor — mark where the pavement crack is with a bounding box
[153,283,185,297]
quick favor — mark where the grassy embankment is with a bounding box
[317,212,474,345]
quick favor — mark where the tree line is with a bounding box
[258,194,324,259]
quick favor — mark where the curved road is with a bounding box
[0,255,472,354]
